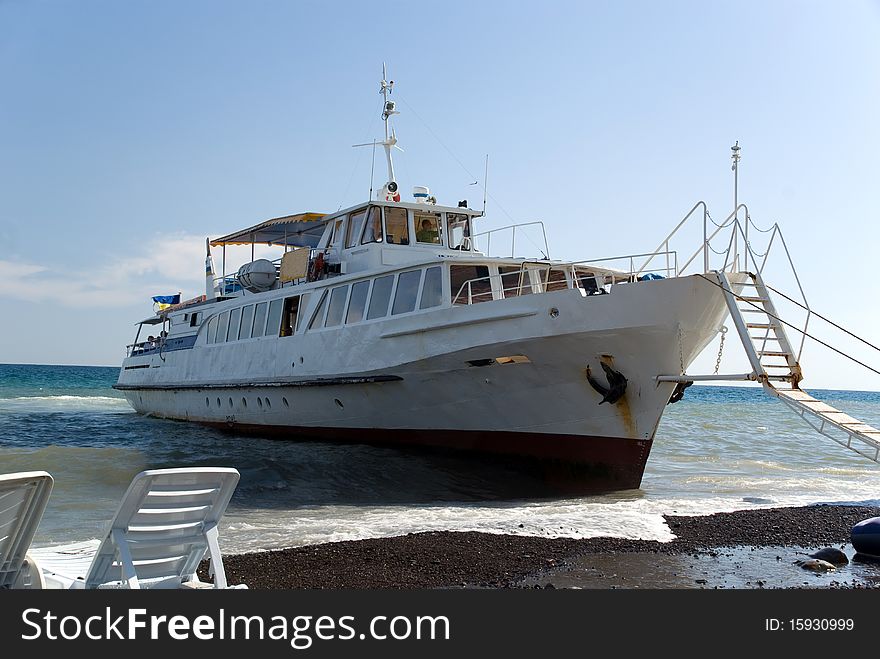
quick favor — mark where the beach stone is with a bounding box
[809,547,848,566]
[796,558,836,572]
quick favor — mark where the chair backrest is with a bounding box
[84,467,239,589]
[0,471,54,589]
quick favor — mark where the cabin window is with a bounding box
[206,315,218,344]
[419,266,443,309]
[308,290,328,329]
[392,270,423,315]
[450,265,492,304]
[360,207,383,244]
[296,293,310,330]
[252,302,268,338]
[281,296,300,336]
[227,307,242,342]
[328,217,344,248]
[346,280,370,324]
[384,207,409,245]
[345,208,367,248]
[367,275,393,319]
[266,299,284,337]
[499,266,533,297]
[415,212,442,244]
[190,312,200,327]
[325,285,349,327]
[447,213,471,250]
[217,311,230,343]
[539,268,570,292]
[239,304,254,339]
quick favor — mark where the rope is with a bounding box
[696,273,880,378]
[765,284,880,355]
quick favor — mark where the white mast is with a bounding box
[731,141,741,269]
[354,63,402,201]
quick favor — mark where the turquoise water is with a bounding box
[1,363,878,553]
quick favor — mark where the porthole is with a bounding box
[282,397,289,408]
[257,398,263,409]
[242,397,248,408]
[300,356,304,364]
[228,397,233,408]
[216,397,221,408]
[205,397,210,407]
[334,398,344,409]
[265,398,271,409]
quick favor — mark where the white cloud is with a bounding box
[0,233,282,308]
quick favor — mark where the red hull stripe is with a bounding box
[201,422,654,491]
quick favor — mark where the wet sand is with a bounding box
[207,504,880,589]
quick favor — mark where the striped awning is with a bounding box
[210,212,328,248]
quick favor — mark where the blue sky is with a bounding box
[1,0,879,390]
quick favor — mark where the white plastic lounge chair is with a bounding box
[37,467,244,589]
[0,471,54,589]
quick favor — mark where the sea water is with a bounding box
[1,363,877,554]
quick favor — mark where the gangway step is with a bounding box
[773,388,880,463]
[739,296,768,303]
[746,323,774,329]
[757,351,791,357]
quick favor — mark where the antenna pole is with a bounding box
[482,154,489,216]
[731,141,741,270]
[379,63,398,186]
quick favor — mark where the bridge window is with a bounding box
[345,208,367,248]
[325,285,349,327]
[346,281,370,324]
[392,270,423,315]
[447,213,471,250]
[419,266,443,309]
[361,207,383,244]
[384,207,409,245]
[328,217,344,248]
[414,212,441,244]
[239,304,254,339]
[367,275,393,319]
[189,312,200,327]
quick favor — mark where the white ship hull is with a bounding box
[117,273,734,490]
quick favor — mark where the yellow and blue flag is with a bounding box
[152,294,181,311]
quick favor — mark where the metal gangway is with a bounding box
[716,268,880,463]
[645,145,880,464]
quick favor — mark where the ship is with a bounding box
[115,69,751,491]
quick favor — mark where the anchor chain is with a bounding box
[714,326,728,374]
[678,326,685,374]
